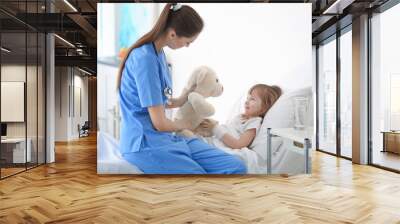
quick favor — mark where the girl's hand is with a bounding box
[200,119,217,132]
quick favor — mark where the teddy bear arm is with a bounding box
[178,129,195,138]
[188,93,215,117]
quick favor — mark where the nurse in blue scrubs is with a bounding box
[117,3,246,174]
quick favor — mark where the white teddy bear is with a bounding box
[174,66,223,137]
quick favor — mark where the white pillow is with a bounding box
[263,87,312,127]
[225,92,247,124]
[250,87,313,148]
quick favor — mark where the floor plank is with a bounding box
[1,134,400,223]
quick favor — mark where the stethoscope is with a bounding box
[164,86,173,105]
[152,42,173,104]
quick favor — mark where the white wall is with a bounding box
[73,74,89,136]
[55,67,68,141]
[97,63,120,139]
[165,4,312,122]
[54,67,89,141]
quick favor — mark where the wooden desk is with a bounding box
[381,131,400,154]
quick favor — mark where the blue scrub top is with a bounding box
[119,42,174,154]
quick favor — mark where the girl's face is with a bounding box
[166,29,199,49]
[244,90,265,117]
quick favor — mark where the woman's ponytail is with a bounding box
[117,3,173,89]
[117,3,204,90]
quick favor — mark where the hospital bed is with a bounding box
[97,87,313,175]
[207,86,314,174]
[97,131,143,174]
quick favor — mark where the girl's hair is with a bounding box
[249,84,282,118]
[117,4,204,89]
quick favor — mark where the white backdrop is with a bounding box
[1,82,24,122]
[165,3,312,122]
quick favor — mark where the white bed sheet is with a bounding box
[97,130,308,175]
[97,132,143,174]
[201,136,282,174]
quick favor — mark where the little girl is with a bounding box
[200,84,282,150]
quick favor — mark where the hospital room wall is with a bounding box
[165,4,313,122]
[54,67,89,141]
[97,63,119,139]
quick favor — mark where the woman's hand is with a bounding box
[186,84,197,95]
[148,105,190,132]
[166,85,197,109]
[166,98,184,108]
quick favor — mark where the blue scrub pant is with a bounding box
[123,137,247,174]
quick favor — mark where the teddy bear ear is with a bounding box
[186,66,207,89]
[185,71,197,89]
[195,67,208,84]
[196,66,214,84]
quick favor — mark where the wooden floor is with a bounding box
[1,163,45,178]
[1,167,26,178]
[1,135,400,223]
[373,150,400,171]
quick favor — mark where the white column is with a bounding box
[45,0,55,163]
[352,14,369,164]
[46,32,55,163]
